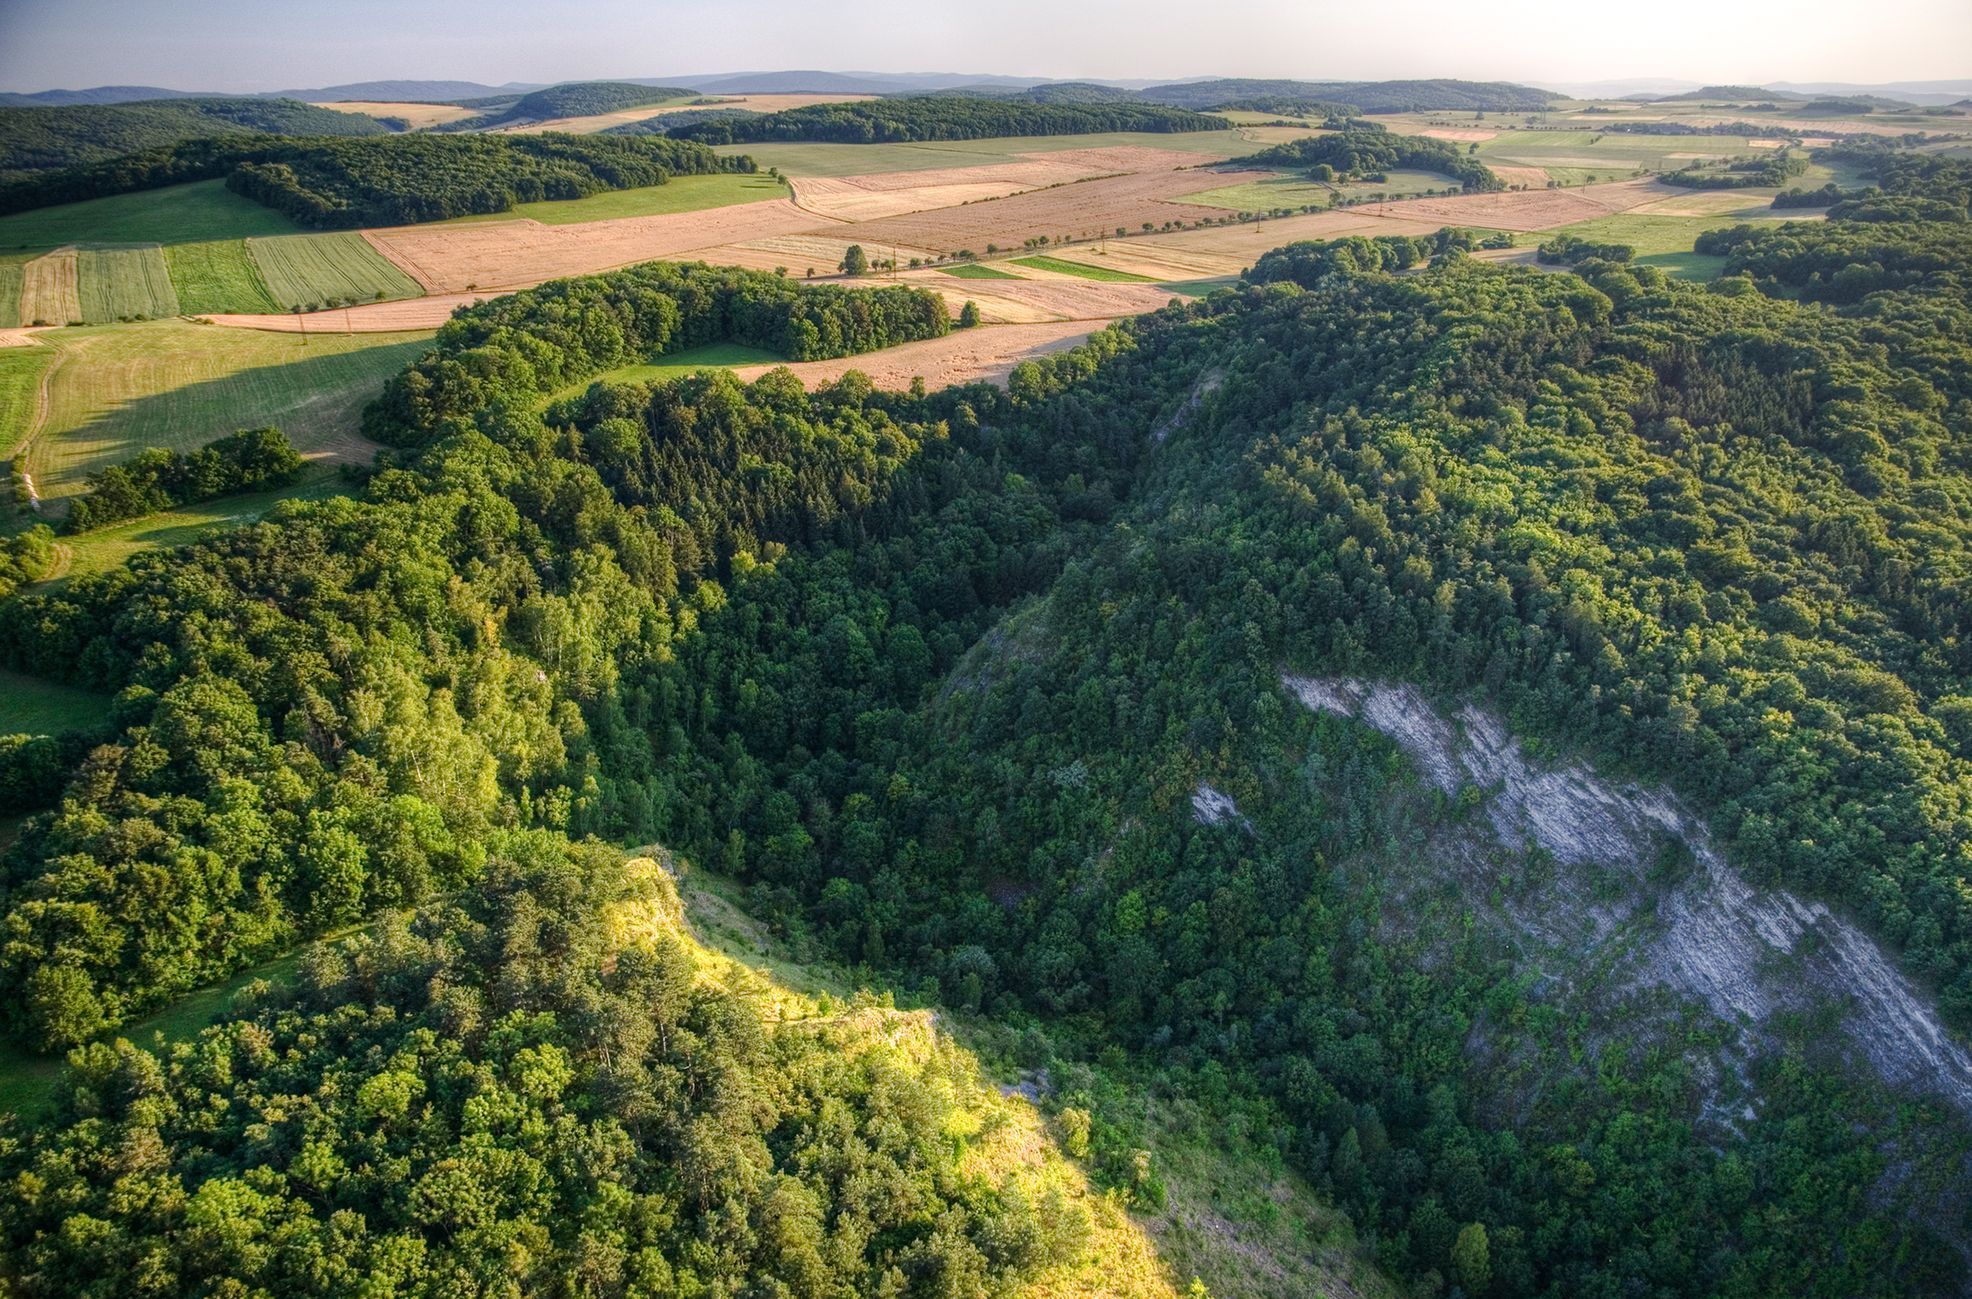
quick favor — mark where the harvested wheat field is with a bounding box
[1356,179,1669,232]
[1629,190,1778,217]
[791,176,1036,222]
[1489,165,1551,187]
[688,234,880,275]
[365,199,824,293]
[315,101,483,128]
[203,292,494,333]
[819,167,1267,256]
[1420,128,1497,141]
[789,147,1231,222]
[19,249,81,326]
[731,319,1103,389]
[1085,210,1452,279]
[910,275,1179,323]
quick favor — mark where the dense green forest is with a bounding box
[439,80,701,131]
[1138,78,1552,112]
[0,97,387,183]
[2,139,1971,1297]
[1237,128,1503,191]
[0,132,746,226]
[0,842,1076,1296]
[667,98,1228,144]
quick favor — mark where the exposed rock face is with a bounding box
[1191,780,1250,830]
[1282,674,1972,1119]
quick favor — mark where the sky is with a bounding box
[0,0,1966,93]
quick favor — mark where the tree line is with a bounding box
[62,426,302,533]
[668,97,1229,144]
[0,97,386,184]
[0,132,749,227]
[1236,128,1504,191]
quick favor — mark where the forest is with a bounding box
[437,81,701,131]
[0,132,1970,1298]
[0,132,747,225]
[0,97,387,183]
[666,98,1227,144]
[1237,128,1503,191]
[1137,78,1553,112]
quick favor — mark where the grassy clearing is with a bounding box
[58,471,352,582]
[77,246,180,323]
[246,232,424,311]
[716,129,1244,178]
[19,249,80,326]
[1544,210,1776,279]
[550,342,785,400]
[939,262,1024,279]
[26,320,430,503]
[1159,276,1239,297]
[164,239,281,314]
[0,180,298,253]
[444,172,791,225]
[1011,255,1157,283]
[0,665,109,736]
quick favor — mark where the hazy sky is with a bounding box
[1,0,1966,92]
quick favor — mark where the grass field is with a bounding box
[0,346,49,454]
[1541,209,1777,279]
[246,232,424,310]
[444,173,791,225]
[1010,255,1157,283]
[549,342,784,400]
[77,246,181,322]
[939,262,1024,279]
[164,239,281,314]
[19,250,79,326]
[0,665,108,737]
[25,320,431,502]
[59,471,352,580]
[0,255,23,329]
[715,129,1245,178]
[0,180,298,253]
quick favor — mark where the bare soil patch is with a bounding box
[202,292,493,333]
[1489,165,1551,187]
[364,199,822,293]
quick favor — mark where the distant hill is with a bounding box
[684,70,907,95]
[0,97,389,182]
[1654,84,1809,102]
[1141,77,1553,112]
[0,85,216,107]
[936,81,1146,104]
[441,80,699,129]
[278,79,542,103]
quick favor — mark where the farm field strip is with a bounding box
[364,198,823,293]
[0,180,298,252]
[1009,255,1157,282]
[247,232,425,310]
[439,173,792,226]
[309,100,483,128]
[729,319,1104,390]
[24,321,431,503]
[164,239,281,314]
[18,249,80,327]
[499,92,875,135]
[77,246,180,323]
[0,257,24,329]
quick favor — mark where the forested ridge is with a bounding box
[0,97,388,184]
[667,98,1228,144]
[0,132,748,226]
[1236,128,1504,191]
[1,146,1971,1297]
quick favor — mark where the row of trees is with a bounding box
[62,426,301,533]
[1237,128,1503,191]
[669,97,1228,144]
[0,131,746,226]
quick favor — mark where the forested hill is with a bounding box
[440,80,702,130]
[3,147,1972,1294]
[1139,77,1553,112]
[0,132,749,226]
[0,97,388,183]
[667,97,1229,144]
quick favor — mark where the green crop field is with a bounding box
[23,320,432,503]
[1541,206,1796,279]
[164,239,281,314]
[939,263,1023,279]
[0,180,299,253]
[715,129,1245,178]
[444,173,791,225]
[0,255,24,329]
[246,232,424,311]
[1011,255,1157,282]
[76,246,181,322]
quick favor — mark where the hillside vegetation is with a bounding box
[0,97,388,183]
[1141,78,1553,112]
[442,80,700,130]
[669,97,1229,144]
[1237,127,1504,190]
[0,122,1969,1299]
